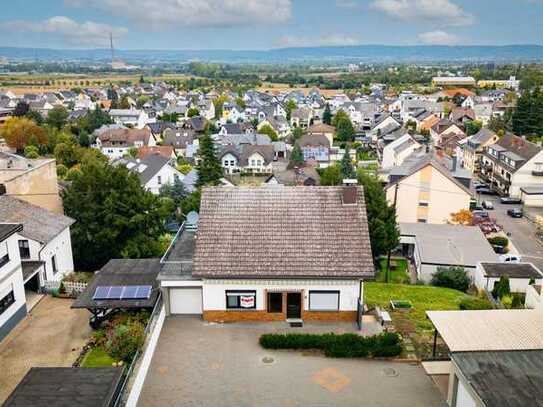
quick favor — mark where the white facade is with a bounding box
[381,134,420,169]
[509,150,543,198]
[474,263,543,294]
[221,153,240,174]
[144,164,184,195]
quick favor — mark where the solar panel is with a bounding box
[108,286,123,299]
[93,286,110,300]
[135,285,152,299]
[120,285,138,299]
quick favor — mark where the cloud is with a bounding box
[418,30,460,45]
[65,0,292,29]
[0,16,127,46]
[370,0,474,26]
[277,34,361,48]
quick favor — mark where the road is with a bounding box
[476,193,543,270]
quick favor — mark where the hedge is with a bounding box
[259,332,402,358]
[459,297,494,310]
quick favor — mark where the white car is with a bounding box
[499,254,521,263]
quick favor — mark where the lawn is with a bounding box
[81,347,117,368]
[376,258,410,284]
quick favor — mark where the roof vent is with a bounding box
[342,179,358,205]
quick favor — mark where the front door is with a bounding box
[286,292,302,319]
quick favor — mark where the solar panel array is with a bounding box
[93,285,152,300]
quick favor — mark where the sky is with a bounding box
[0,0,542,50]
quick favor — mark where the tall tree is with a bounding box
[322,103,332,125]
[358,171,399,259]
[46,105,69,129]
[336,117,355,143]
[319,164,342,186]
[62,161,166,270]
[0,117,47,153]
[196,134,223,187]
[285,99,297,121]
[13,101,29,117]
[257,124,279,141]
[288,143,304,169]
[512,88,543,137]
[340,147,355,179]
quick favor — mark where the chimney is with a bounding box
[342,179,358,205]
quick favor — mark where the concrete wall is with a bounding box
[448,360,485,407]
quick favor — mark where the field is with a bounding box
[257,82,343,97]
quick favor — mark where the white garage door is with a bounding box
[170,288,202,314]
[456,378,477,407]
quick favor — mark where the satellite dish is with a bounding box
[186,211,199,230]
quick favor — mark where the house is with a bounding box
[381,134,421,169]
[297,134,331,168]
[162,127,195,157]
[480,133,543,197]
[430,119,465,146]
[449,107,475,126]
[290,107,313,128]
[265,166,320,186]
[0,196,75,288]
[474,262,543,294]
[386,155,472,224]
[432,76,476,87]
[221,102,245,124]
[437,132,467,157]
[257,116,290,139]
[219,144,275,175]
[426,310,543,407]
[307,123,335,147]
[0,152,63,214]
[400,223,497,282]
[109,108,149,129]
[137,146,176,160]
[94,127,156,160]
[158,185,374,323]
[461,128,499,172]
[115,153,184,195]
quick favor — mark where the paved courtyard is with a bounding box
[0,296,91,403]
[138,317,446,407]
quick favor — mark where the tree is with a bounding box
[319,164,342,186]
[332,109,349,127]
[213,95,228,120]
[450,209,473,225]
[432,266,470,292]
[54,141,82,168]
[62,161,166,270]
[288,143,304,169]
[358,171,399,259]
[285,99,297,121]
[322,103,332,125]
[196,134,223,187]
[336,117,355,143]
[25,109,44,125]
[136,95,150,109]
[465,120,483,136]
[292,126,303,141]
[340,147,355,179]
[46,105,69,129]
[492,275,511,300]
[187,107,200,117]
[0,117,47,153]
[13,101,29,117]
[24,145,39,159]
[118,96,131,110]
[258,124,279,141]
[512,88,543,137]
[159,177,187,205]
[160,112,180,123]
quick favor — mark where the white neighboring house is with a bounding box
[0,223,26,342]
[0,196,75,286]
[115,153,184,195]
[381,134,420,169]
[109,108,149,129]
[94,127,156,160]
[474,262,543,294]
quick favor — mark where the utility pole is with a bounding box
[385,183,399,283]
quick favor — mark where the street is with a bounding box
[475,192,543,270]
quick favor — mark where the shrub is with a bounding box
[24,145,39,159]
[487,236,509,248]
[511,293,524,308]
[56,164,68,179]
[105,320,145,362]
[431,267,470,292]
[501,295,513,309]
[459,297,494,310]
[259,332,402,359]
[492,275,511,300]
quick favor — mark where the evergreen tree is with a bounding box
[319,164,342,186]
[322,103,332,125]
[340,147,355,179]
[336,117,355,142]
[358,171,399,259]
[13,101,29,117]
[289,144,304,168]
[196,134,223,187]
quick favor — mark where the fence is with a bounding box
[42,280,88,296]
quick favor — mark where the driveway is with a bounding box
[0,296,91,403]
[139,317,446,407]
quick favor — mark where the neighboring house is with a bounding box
[109,108,149,129]
[449,107,476,126]
[474,262,543,294]
[0,196,75,286]
[480,133,543,197]
[290,107,313,128]
[115,153,184,195]
[94,127,156,160]
[0,152,63,214]
[307,123,335,147]
[297,134,331,168]
[158,185,374,323]
[0,223,26,342]
[138,146,176,160]
[381,134,421,169]
[432,76,476,87]
[162,127,195,157]
[219,144,275,175]
[461,128,499,172]
[430,119,465,146]
[257,116,290,139]
[399,223,497,282]
[386,156,472,224]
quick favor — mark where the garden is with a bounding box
[376,257,410,284]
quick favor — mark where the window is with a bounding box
[309,291,339,311]
[0,253,9,268]
[417,218,427,223]
[157,175,162,185]
[418,201,429,207]
[18,240,30,259]
[51,255,58,275]
[0,290,15,315]
[230,160,235,166]
[226,290,256,309]
[223,160,229,167]
[267,292,283,313]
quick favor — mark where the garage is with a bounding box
[169,288,202,315]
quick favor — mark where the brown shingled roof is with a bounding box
[192,186,374,279]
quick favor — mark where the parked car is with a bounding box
[482,200,494,210]
[500,197,523,204]
[477,187,496,195]
[471,205,484,212]
[507,208,523,218]
[474,181,489,189]
[499,254,522,263]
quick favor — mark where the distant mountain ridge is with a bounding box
[1,45,542,64]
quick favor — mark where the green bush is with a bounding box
[259,332,402,358]
[487,236,509,248]
[511,293,525,309]
[501,295,513,309]
[105,320,145,362]
[431,267,470,292]
[459,297,494,310]
[492,275,511,300]
[24,145,39,159]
